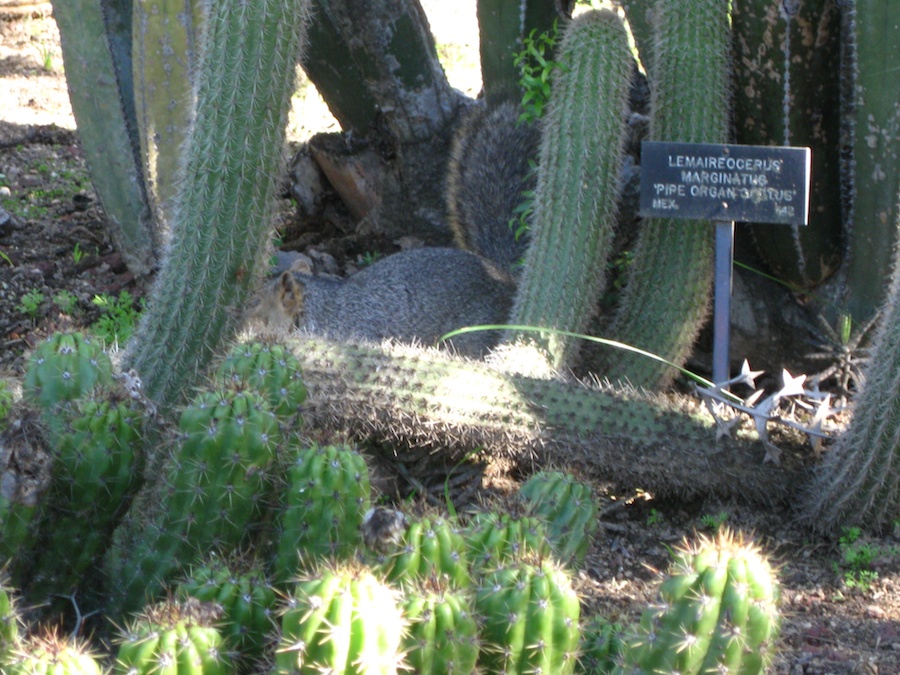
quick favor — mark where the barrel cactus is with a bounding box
[615,529,781,674]
[401,582,479,675]
[114,598,233,674]
[474,555,581,674]
[215,340,307,421]
[518,469,598,567]
[272,443,371,583]
[274,562,405,674]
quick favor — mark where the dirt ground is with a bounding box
[1,5,898,674]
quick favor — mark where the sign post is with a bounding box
[639,141,811,384]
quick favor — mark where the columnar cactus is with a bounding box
[374,513,469,589]
[518,469,598,567]
[125,0,312,408]
[176,554,278,670]
[115,599,233,674]
[105,386,280,615]
[274,562,405,674]
[474,555,581,675]
[272,443,371,583]
[23,332,113,414]
[615,529,781,674]
[505,8,634,369]
[401,582,479,675]
[596,0,731,388]
[215,340,307,421]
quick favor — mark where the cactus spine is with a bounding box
[615,529,781,674]
[105,387,279,615]
[474,555,581,674]
[517,469,598,567]
[126,0,312,408]
[596,0,731,388]
[275,563,405,674]
[505,9,634,369]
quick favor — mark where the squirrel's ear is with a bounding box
[277,271,305,314]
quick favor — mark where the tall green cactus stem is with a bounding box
[105,387,279,615]
[215,340,307,421]
[272,443,371,584]
[474,555,581,674]
[3,631,103,675]
[615,529,781,674]
[401,583,479,675]
[176,554,277,671]
[275,562,405,674]
[838,0,900,325]
[125,0,312,408]
[596,0,731,389]
[115,599,232,675]
[50,0,156,276]
[801,190,900,533]
[23,332,113,415]
[17,391,146,610]
[281,334,803,506]
[504,9,633,370]
[732,0,844,290]
[0,572,21,659]
[132,0,205,233]
[517,469,598,567]
[476,0,567,107]
[375,513,470,589]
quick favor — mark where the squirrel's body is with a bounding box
[249,247,515,358]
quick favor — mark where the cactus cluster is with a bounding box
[215,340,307,421]
[374,512,470,589]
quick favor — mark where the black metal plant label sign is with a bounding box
[639,141,811,225]
[638,141,812,384]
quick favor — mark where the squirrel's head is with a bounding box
[245,271,306,334]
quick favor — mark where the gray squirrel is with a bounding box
[249,102,533,357]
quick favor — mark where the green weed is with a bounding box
[700,511,729,531]
[833,527,882,592]
[52,289,79,315]
[90,291,145,347]
[17,289,45,319]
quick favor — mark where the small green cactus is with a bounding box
[401,582,479,675]
[518,469,598,567]
[577,615,623,675]
[0,572,21,660]
[274,562,405,674]
[272,443,371,583]
[114,598,233,674]
[3,630,102,675]
[215,340,307,421]
[23,332,113,413]
[176,553,277,670]
[474,555,581,675]
[374,512,469,589]
[464,509,552,570]
[615,529,781,675]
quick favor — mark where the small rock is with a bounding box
[0,186,11,197]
